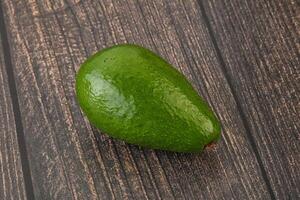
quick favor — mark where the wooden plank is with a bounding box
[0,32,27,199]
[201,0,300,199]
[1,0,276,199]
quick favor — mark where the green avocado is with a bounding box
[75,44,221,153]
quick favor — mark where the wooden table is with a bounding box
[0,0,299,199]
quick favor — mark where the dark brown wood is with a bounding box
[1,0,271,199]
[1,0,298,199]
[0,34,27,199]
[201,0,300,199]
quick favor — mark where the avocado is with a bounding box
[75,44,221,153]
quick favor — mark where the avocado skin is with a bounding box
[75,44,221,153]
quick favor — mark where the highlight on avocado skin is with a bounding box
[75,44,221,153]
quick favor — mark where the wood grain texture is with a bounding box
[201,0,300,199]
[1,0,297,199]
[0,33,27,199]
